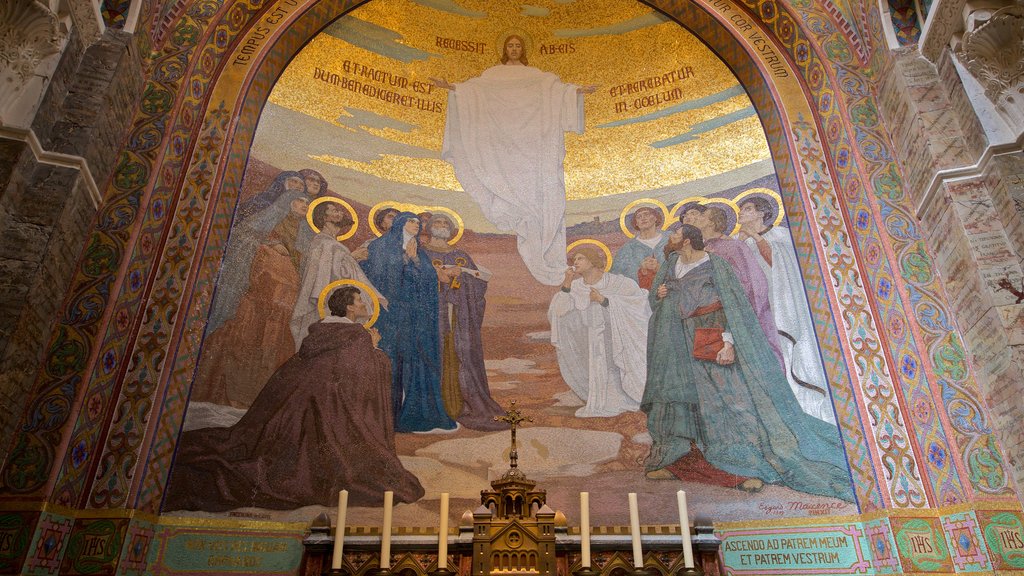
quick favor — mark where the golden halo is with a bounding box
[316,279,381,328]
[495,30,533,60]
[619,198,670,238]
[307,197,358,241]
[700,197,741,236]
[669,196,708,221]
[368,201,405,237]
[566,239,613,272]
[425,206,465,245]
[733,188,785,227]
[369,202,466,245]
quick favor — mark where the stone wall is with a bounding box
[0,25,145,467]
[877,45,1024,496]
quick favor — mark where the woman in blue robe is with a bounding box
[361,212,456,432]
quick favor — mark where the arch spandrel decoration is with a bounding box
[144,0,888,516]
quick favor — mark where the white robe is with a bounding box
[745,226,835,423]
[442,64,584,286]
[548,273,651,417]
[290,231,377,350]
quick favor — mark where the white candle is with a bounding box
[381,491,394,569]
[628,492,643,568]
[332,490,348,570]
[677,490,694,568]
[438,493,450,569]
[580,492,591,568]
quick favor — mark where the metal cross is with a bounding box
[495,400,533,469]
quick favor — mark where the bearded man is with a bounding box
[422,213,504,431]
[642,224,852,501]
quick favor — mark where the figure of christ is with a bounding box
[610,206,668,290]
[360,212,457,433]
[641,224,854,501]
[290,199,383,350]
[737,196,835,423]
[548,246,651,417]
[193,194,309,408]
[164,286,424,512]
[679,204,785,369]
[433,35,597,286]
[422,213,505,431]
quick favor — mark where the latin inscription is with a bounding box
[436,36,486,54]
[312,61,443,113]
[162,533,300,572]
[610,67,696,113]
[707,0,789,79]
[232,0,301,66]
[721,530,861,573]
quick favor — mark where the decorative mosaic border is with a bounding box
[0,0,1015,567]
[779,0,1014,505]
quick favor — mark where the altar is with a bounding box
[299,403,721,576]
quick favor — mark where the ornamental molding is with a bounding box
[67,0,104,45]
[0,0,65,118]
[919,0,967,61]
[0,0,63,85]
[956,3,1024,128]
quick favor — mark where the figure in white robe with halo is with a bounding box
[737,195,835,423]
[549,246,651,417]
[291,200,380,350]
[435,35,595,286]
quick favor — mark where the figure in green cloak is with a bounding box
[642,223,854,502]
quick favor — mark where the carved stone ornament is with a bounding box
[956,3,1024,125]
[0,0,63,112]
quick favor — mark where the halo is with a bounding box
[669,196,708,221]
[370,202,465,245]
[495,30,534,60]
[733,188,785,227]
[317,279,381,328]
[566,239,613,272]
[368,201,404,237]
[700,197,741,236]
[619,198,670,238]
[307,197,358,241]
[425,206,465,245]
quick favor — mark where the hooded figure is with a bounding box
[361,212,457,433]
[165,316,424,511]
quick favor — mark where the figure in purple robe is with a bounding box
[678,204,784,368]
[422,213,505,431]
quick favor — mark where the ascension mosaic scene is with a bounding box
[1,0,1023,572]
[167,0,860,525]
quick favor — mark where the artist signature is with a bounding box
[758,502,847,516]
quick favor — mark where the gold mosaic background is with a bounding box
[261,0,771,216]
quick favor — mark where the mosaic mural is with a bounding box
[1,0,1018,571]
[164,0,860,526]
